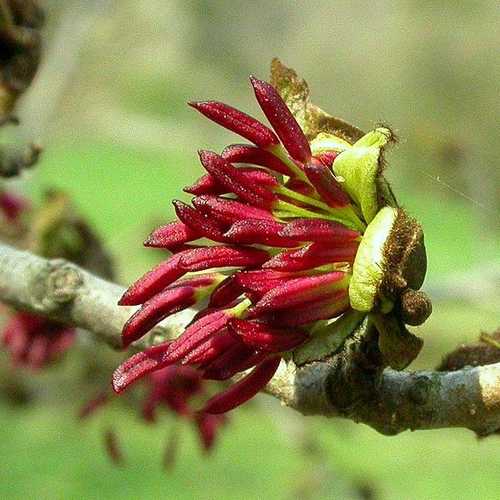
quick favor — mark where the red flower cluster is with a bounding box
[1,311,75,370]
[82,365,226,461]
[113,76,365,414]
[143,366,226,451]
[0,190,29,223]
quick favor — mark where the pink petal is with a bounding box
[181,328,238,366]
[232,350,268,373]
[189,101,279,148]
[165,309,234,364]
[192,195,273,226]
[119,251,189,305]
[202,355,281,414]
[201,342,256,380]
[238,167,279,189]
[263,241,359,271]
[284,178,316,197]
[26,335,50,370]
[315,151,339,167]
[0,191,29,222]
[112,342,173,393]
[122,286,196,347]
[222,143,292,176]
[230,319,308,352]
[185,168,278,196]
[3,317,29,363]
[271,290,350,326]
[235,269,296,301]
[144,221,200,249]
[196,413,226,452]
[278,218,360,243]
[198,150,277,209]
[303,158,350,208]
[2,314,26,348]
[180,245,269,272]
[173,200,227,242]
[208,275,244,307]
[224,219,299,247]
[250,76,311,163]
[184,174,226,196]
[249,272,348,315]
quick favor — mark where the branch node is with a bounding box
[407,375,432,405]
[46,261,83,304]
[29,258,82,312]
[0,242,499,433]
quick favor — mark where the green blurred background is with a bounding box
[1,0,499,498]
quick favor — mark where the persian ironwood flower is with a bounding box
[0,189,29,223]
[113,61,431,414]
[143,365,227,452]
[0,188,30,244]
[1,311,75,369]
[81,365,226,464]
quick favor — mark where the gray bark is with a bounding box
[0,241,499,435]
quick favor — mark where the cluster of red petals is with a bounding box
[0,189,29,223]
[143,366,226,451]
[113,76,362,414]
[81,365,226,458]
[1,311,75,369]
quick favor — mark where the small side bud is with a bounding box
[399,289,432,326]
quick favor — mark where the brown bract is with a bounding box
[270,58,364,144]
[380,209,432,326]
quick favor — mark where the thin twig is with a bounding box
[0,241,499,435]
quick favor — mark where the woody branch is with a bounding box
[0,241,499,436]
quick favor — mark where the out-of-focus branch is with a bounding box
[0,241,499,436]
[16,0,114,141]
[0,242,193,350]
[0,0,44,120]
[0,141,41,177]
[0,0,44,177]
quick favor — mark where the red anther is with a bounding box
[250,76,311,163]
[222,143,293,176]
[198,150,277,209]
[202,356,281,414]
[303,158,351,208]
[189,101,279,148]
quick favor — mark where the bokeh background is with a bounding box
[1,0,499,498]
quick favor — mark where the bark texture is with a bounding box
[1,242,499,435]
